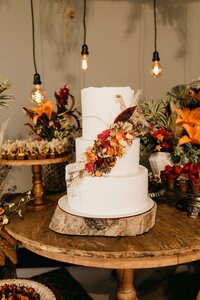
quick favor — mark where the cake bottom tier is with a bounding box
[63,165,153,218]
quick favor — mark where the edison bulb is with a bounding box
[151,60,163,78]
[81,54,88,70]
[30,84,46,106]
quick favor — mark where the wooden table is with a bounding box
[5,193,200,300]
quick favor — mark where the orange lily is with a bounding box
[176,107,200,126]
[178,124,200,145]
[31,100,53,124]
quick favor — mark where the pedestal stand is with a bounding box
[0,155,72,209]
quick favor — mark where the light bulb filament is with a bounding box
[30,84,46,106]
[151,60,162,78]
[81,54,88,70]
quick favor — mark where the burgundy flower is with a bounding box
[59,85,69,105]
[95,158,104,166]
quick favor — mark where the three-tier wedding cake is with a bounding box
[58,87,154,218]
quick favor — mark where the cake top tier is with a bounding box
[81,87,135,140]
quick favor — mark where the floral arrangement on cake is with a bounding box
[80,106,138,177]
[85,120,135,176]
[22,84,81,151]
[138,80,200,164]
[160,163,200,194]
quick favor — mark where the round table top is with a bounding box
[6,193,200,269]
[0,155,72,166]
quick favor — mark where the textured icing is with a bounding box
[81,87,135,139]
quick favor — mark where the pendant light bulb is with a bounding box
[30,73,46,106]
[151,51,162,78]
[81,44,89,71]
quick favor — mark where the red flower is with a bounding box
[168,173,176,179]
[161,142,171,149]
[102,141,109,148]
[85,162,94,174]
[174,165,183,175]
[97,129,111,141]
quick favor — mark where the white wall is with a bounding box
[0,0,199,191]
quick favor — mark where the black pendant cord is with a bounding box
[153,0,157,52]
[30,0,38,74]
[83,0,86,44]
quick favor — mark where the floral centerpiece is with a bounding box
[138,80,200,166]
[137,80,200,198]
[22,84,81,192]
[23,84,81,151]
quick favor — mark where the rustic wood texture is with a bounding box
[0,155,72,166]
[117,269,137,300]
[49,202,157,237]
[5,193,200,270]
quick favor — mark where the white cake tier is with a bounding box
[76,137,140,175]
[81,87,135,140]
[66,165,151,218]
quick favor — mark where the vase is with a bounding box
[167,178,175,190]
[192,184,200,195]
[179,180,188,193]
[42,162,68,192]
[149,152,173,177]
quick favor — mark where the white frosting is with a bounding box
[63,86,151,218]
[76,137,140,175]
[81,87,135,140]
[66,166,151,217]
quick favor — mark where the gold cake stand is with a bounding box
[0,155,72,209]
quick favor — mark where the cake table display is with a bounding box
[50,87,157,236]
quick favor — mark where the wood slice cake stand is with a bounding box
[0,155,72,209]
[50,197,157,237]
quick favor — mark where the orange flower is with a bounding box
[107,147,115,157]
[86,151,97,163]
[156,134,164,142]
[176,107,200,145]
[116,131,126,141]
[155,145,161,151]
[95,170,102,177]
[176,107,200,126]
[31,100,53,124]
[178,124,200,145]
[110,138,118,147]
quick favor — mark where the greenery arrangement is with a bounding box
[0,79,14,108]
[137,80,200,164]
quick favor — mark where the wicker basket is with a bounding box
[42,162,68,192]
